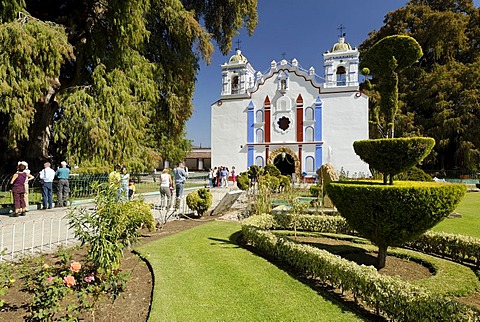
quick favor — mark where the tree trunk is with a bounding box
[24,101,57,169]
[377,244,388,269]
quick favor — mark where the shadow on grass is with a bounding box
[232,231,386,322]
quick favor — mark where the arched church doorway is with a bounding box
[267,147,301,181]
[273,153,295,176]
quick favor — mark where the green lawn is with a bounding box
[136,221,365,321]
[432,192,480,238]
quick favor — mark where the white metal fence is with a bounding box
[0,216,77,262]
[0,196,195,262]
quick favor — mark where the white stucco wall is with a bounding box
[211,99,249,172]
[322,92,370,175]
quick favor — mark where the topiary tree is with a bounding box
[360,35,423,138]
[354,137,435,184]
[327,181,465,269]
[186,188,213,217]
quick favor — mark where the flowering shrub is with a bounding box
[67,182,154,274]
[21,252,129,321]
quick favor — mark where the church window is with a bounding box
[305,156,315,172]
[336,66,346,86]
[305,107,314,120]
[256,128,264,143]
[255,156,264,167]
[256,110,264,123]
[281,79,287,90]
[231,75,239,94]
[305,126,314,142]
[277,116,291,131]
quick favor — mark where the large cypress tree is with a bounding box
[360,0,480,172]
[0,0,257,172]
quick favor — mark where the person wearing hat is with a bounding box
[55,161,70,207]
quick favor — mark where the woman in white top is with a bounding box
[160,168,173,209]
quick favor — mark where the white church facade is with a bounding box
[211,36,370,178]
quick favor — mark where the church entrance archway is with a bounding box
[273,153,295,176]
[267,147,301,181]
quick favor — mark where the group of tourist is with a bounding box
[208,166,236,188]
[157,162,188,210]
[9,161,70,217]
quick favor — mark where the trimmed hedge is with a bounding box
[186,188,212,216]
[326,181,466,248]
[241,224,480,321]
[406,231,480,268]
[251,212,480,270]
[353,137,435,182]
[243,213,353,235]
[236,172,250,191]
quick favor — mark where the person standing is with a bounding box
[39,162,55,209]
[231,166,237,186]
[10,163,33,217]
[55,161,70,207]
[173,162,187,206]
[120,166,130,201]
[18,161,33,211]
[160,168,173,209]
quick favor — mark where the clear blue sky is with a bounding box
[186,0,480,147]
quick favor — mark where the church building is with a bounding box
[210,36,370,178]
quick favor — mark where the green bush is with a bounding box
[353,137,435,184]
[258,174,280,192]
[186,188,212,216]
[327,181,466,268]
[309,185,322,197]
[236,172,250,191]
[278,175,291,191]
[396,166,433,181]
[67,183,154,275]
[263,164,281,177]
[241,225,480,321]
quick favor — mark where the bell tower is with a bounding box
[323,27,359,89]
[220,47,256,98]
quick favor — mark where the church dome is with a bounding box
[331,37,352,52]
[229,49,248,63]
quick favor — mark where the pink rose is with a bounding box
[63,275,76,287]
[84,273,95,283]
[46,276,54,283]
[70,261,81,273]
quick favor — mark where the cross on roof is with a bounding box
[235,39,242,51]
[281,52,287,60]
[337,24,346,38]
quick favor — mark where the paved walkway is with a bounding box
[0,187,239,261]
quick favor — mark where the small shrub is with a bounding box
[258,174,280,192]
[278,175,291,192]
[236,172,250,191]
[264,164,281,177]
[396,166,433,181]
[186,188,213,216]
[67,182,154,275]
